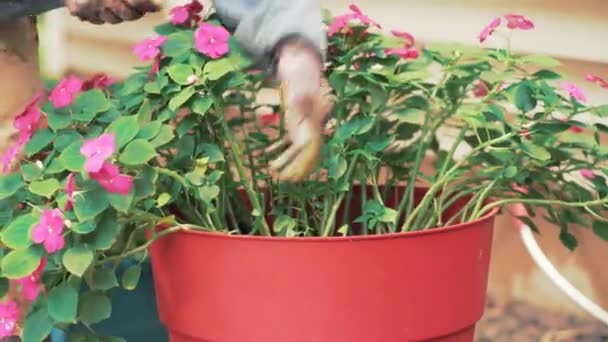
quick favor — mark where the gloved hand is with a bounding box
[267,40,334,182]
[65,0,161,25]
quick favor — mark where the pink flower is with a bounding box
[391,30,415,48]
[258,113,281,126]
[32,209,65,254]
[149,55,162,80]
[504,14,534,30]
[195,23,230,59]
[82,73,116,91]
[133,36,167,62]
[16,258,46,301]
[473,81,489,97]
[80,133,116,173]
[385,47,419,59]
[90,162,134,195]
[581,168,595,180]
[0,301,19,338]
[170,6,189,25]
[560,82,587,102]
[64,173,76,211]
[512,183,529,195]
[585,74,608,89]
[569,125,584,133]
[328,4,380,37]
[49,75,83,108]
[479,17,501,43]
[14,92,42,136]
[170,0,203,26]
[1,131,31,174]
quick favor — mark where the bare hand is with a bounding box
[65,0,161,25]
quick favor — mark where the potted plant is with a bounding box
[0,2,607,341]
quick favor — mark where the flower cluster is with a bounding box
[479,13,534,42]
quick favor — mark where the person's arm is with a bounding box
[214,0,326,70]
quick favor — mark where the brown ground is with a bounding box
[477,296,608,341]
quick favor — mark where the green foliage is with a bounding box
[1,4,607,341]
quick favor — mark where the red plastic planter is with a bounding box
[149,187,497,342]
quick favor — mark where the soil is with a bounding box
[477,296,608,341]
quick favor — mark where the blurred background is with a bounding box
[32,0,608,340]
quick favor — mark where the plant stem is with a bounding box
[214,98,272,236]
[468,180,497,221]
[321,155,359,237]
[155,167,189,188]
[474,197,608,220]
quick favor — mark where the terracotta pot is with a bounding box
[149,187,498,342]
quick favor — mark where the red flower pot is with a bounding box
[149,187,497,342]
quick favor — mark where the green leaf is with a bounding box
[134,166,158,200]
[47,286,79,323]
[143,75,169,95]
[119,139,157,165]
[532,69,562,80]
[167,64,195,85]
[137,120,163,140]
[157,193,171,207]
[2,248,42,279]
[24,128,55,156]
[108,191,134,213]
[503,165,518,178]
[22,306,54,342]
[74,188,109,222]
[45,106,72,131]
[0,173,23,200]
[515,81,537,113]
[328,154,347,180]
[106,115,140,148]
[198,185,219,203]
[192,96,213,116]
[169,86,196,112]
[1,213,37,249]
[59,140,85,172]
[559,230,578,251]
[150,125,175,147]
[22,163,42,181]
[592,105,608,117]
[29,179,61,198]
[93,267,119,291]
[162,30,194,57]
[521,141,551,161]
[79,291,112,325]
[73,90,112,122]
[378,207,397,223]
[274,215,296,233]
[198,143,224,163]
[45,158,66,174]
[519,54,561,68]
[203,58,238,81]
[71,221,95,234]
[592,221,608,241]
[63,246,94,277]
[0,278,9,298]
[121,264,142,291]
[88,212,120,251]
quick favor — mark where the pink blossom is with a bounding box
[82,73,116,91]
[170,0,203,26]
[64,173,76,211]
[581,168,596,180]
[560,82,587,102]
[512,183,529,195]
[187,75,199,84]
[133,36,167,62]
[14,92,42,136]
[504,14,535,30]
[585,74,608,89]
[391,30,415,48]
[328,4,380,37]
[149,55,162,80]
[385,47,419,59]
[195,23,230,59]
[1,129,32,174]
[0,301,19,338]
[170,6,189,24]
[473,81,489,97]
[479,17,501,43]
[80,133,116,173]
[16,258,46,301]
[49,75,83,108]
[32,209,65,254]
[258,113,281,126]
[90,162,134,195]
[569,125,584,133]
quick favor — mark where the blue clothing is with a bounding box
[0,0,63,21]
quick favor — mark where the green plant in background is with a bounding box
[0,3,607,341]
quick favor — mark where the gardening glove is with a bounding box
[64,0,161,25]
[265,41,333,181]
